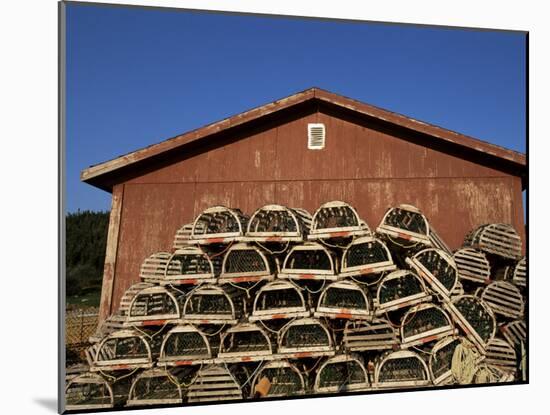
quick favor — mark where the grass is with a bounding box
[66,290,101,307]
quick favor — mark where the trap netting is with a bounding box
[280,242,337,280]
[407,248,458,298]
[314,355,369,393]
[376,270,430,313]
[429,337,462,385]
[253,361,305,397]
[251,281,308,320]
[445,295,496,352]
[375,350,430,388]
[245,204,311,240]
[315,281,371,319]
[219,244,275,283]
[377,204,429,243]
[159,325,212,364]
[191,206,249,242]
[279,318,333,353]
[93,330,152,369]
[340,236,395,277]
[125,286,180,324]
[401,304,454,346]
[65,373,114,410]
[164,247,219,283]
[182,285,240,323]
[127,369,182,406]
[309,201,369,239]
[219,324,272,358]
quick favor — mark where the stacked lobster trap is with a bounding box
[66,201,527,411]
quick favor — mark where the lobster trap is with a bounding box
[343,319,400,352]
[473,364,515,384]
[187,364,244,403]
[139,253,171,283]
[429,336,462,385]
[190,206,249,245]
[121,285,182,327]
[340,236,396,278]
[376,204,431,248]
[252,361,305,398]
[279,242,339,281]
[373,350,431,389]
[162,247,220,286]
[501,320,526,346]
[65,373,114,411]
[250,280,310,321]
[217,323,273,363]
[218,243,276,285]
[453,248,491,285]
[463,223,523,260]
[314,354,370,394]
[182,284,244,324]
[244,204,312,242]
[485,337,517,373]
[494,256,526,288]
[400,303,456,347]
[88,329,153,372]
[375,270,432,314]
[126,369,182,406]
[278,317,335,358]
[158,325,214,367]
[406,248,459,299]
[443,295,496,353]
[308,201,370,240]
[314,280,372,320]
[481,281,524,319]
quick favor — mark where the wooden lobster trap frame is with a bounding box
[494,257,526,288]
[374,270,432,315]
[182,284,243,325]
[89,329,153,372]
[251,360,306,398]
[65,373,114,411]
[373,350,431,389]
[308,201,370,240]
[189,206,249,245]
[481,281,524,319]
[376,204,431,247]
[139,253,171,284]
[463,223,523,260]
[217,323,274,363]
[340,236,396,278]
[500,320,526,347]
[126,369,183,406]
[218,243,276,285]
[314,354,370,394]
[314,280,372,320]
[406,248,459,299]
[158,325,214,367]
[400,303,456,348]
[121,285,182,327]
[162,247,219,286]
[453,248,492,285]
[443,295,496,354]
[343,318,400,352]
[172,223,193,250]
[485,337,517,373]
[187,364,243,403]
[249,280,310,321]
[278,317,335,358]
[429,336,461,386]
[279,242,339,281]
[244,204,312,242]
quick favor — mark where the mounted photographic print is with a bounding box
[60,1,527,413]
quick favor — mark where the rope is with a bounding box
[301,357,324,374]
[410,344,434,356]
[99,367,140,383]
[320,235,355,250]
[298,277,327,294]
[388,235,420,249]
[350,272,386,287]
[239,362,265,390]
[206,241,234,259]
[256,241,290,254]
[451,342,479,385]
[228,279,264,298]
[132,322,169,340]
[166,363,203,388]
[384,307,419,329]
[203,324,226,337]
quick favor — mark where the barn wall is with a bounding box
[103,110,525,317]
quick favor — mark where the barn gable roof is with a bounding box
[81,87,526,192]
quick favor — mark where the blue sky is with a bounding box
[66,3,526,213]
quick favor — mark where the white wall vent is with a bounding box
[308,123,326,150]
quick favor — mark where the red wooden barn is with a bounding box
[81,87,527,321]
